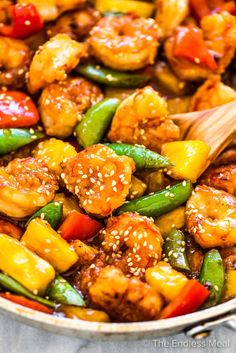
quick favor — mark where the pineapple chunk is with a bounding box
[21,218,78,273]
[0,233,55,295]
[155,206,185,236]
[161,140,210,182]
[33,138,77,175]
[145,261,188,302]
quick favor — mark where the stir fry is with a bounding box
[0,0,235,323]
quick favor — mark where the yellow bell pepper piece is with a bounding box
[161,140,210,183]
[21,218,78,273]
[95,0,155,18]
[224,270,236,299]
[59,305,110,322]
[0,233,55,295]
[155,207,185,237]
[145,261,188,302]
[33,138,77,175]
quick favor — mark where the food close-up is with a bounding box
[0,0,235,326]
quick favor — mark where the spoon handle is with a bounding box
[186,100,236,167]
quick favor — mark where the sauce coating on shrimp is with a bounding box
[39,77,103,138]
[0,37,31,88]
[186,185,236,248]
[27,34,88,93]
[88,266,163,322]
[0,157,58,218]
[200,164,236,196]
[101,212,163,277]
[61,144,135,217]
[108,86,180,152]
[89,15,160,71]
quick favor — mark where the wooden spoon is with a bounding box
[171,100,236,170]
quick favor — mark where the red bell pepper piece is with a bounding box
[0,293,53,314]
[0,219,22,240]
[0,3,43,39]
[59,211,103,242]
[174,25,217,71]
[0,91,39,128]
[160,279,210,319]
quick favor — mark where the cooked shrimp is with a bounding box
[18,0,86,22]
[108,86,180,152]
[0,157,58,218]
[215,147,236,166]
[200,164,236,196]
[201,11,236,74]
[88,266,163,322]
[39,77,103,138]
[101,213,163,277]
[155,0,189,38]
[0,37,31,88]
[186,185,236,248]
[27,34,88,94]
[89,15,160,71]
[189,75,236,111]
[47,8,101,40]
[61,144,135,217]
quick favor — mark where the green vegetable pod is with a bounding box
[164,229,190,271]
[103,11,124,17]
[199,249,225,308]
[106,143,172,170]
[0,129,44,155]
[75,98,120,148]
[0,273,55,308]
[76,64,150,88]
[116,180,193,217]
[26,201,63,229]
[47,275,85,307]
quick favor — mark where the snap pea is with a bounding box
[75,98,120,148]
[164,229,190,271]
[76,64,150,88]
[199,249,225,308]
[105,143,172,170]
[116,180,192,217]
[103,11,124,17]
[0,129,44,155]
[0,273,55,308]
[47,275,85,307]
[26,201,63,229]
